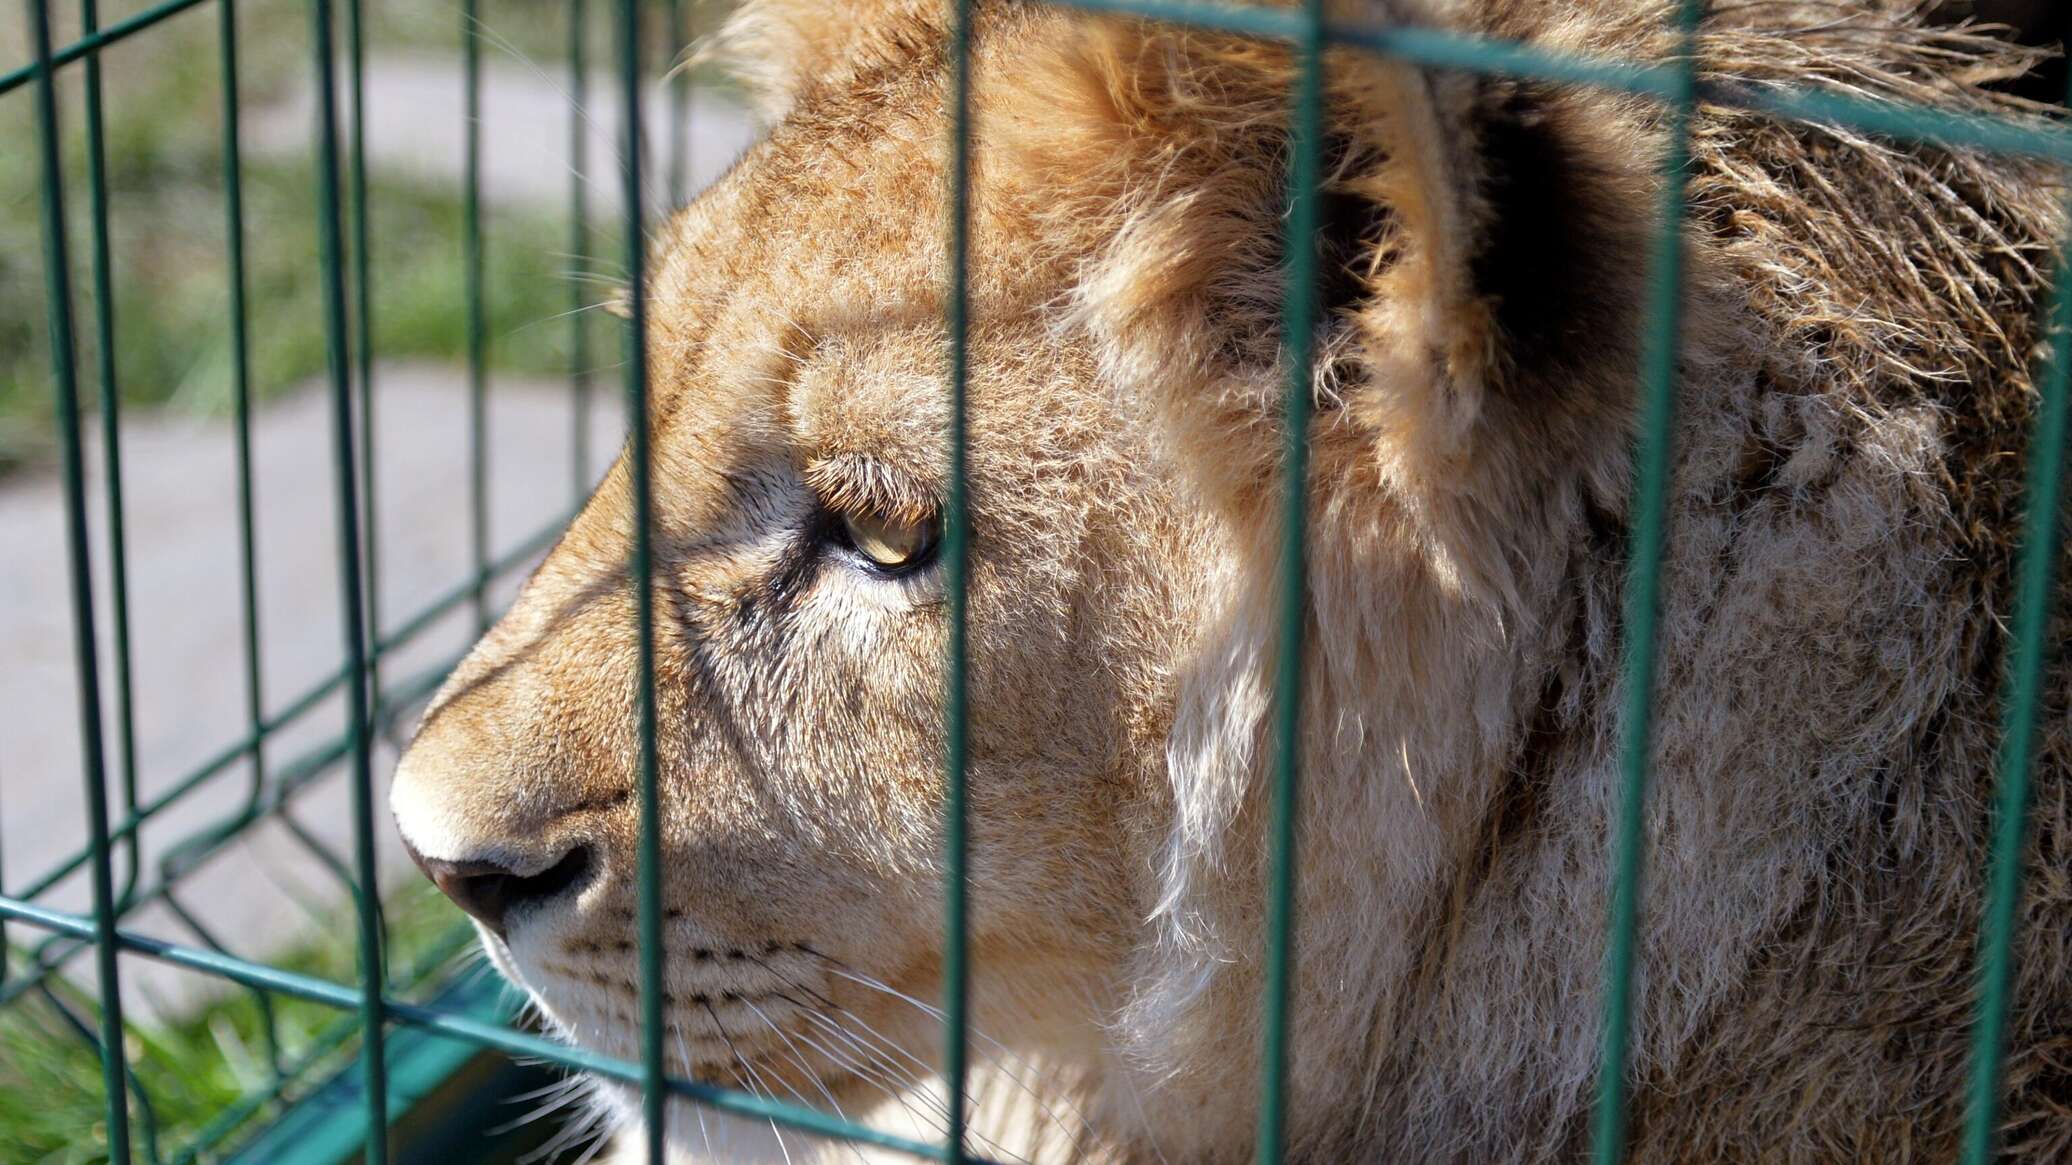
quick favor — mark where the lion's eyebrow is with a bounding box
[801,452,942,524]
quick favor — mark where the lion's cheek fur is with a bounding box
[1105,489,1541,1154]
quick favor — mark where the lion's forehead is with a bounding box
[632,100,1101,533]
[650,88,952,326]
[627,95,967,479]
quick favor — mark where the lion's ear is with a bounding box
[995,3,1651,502]
[707,0,946,118]
[1327,49,1656,457]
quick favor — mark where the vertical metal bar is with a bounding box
[570,0,592,497]
[617,2,665,1161]
[35,981,159,1163]
[160,890,283,1078]
[219,0,264,818]
[1255,5,1323,1163]
[667,0,688,207]
[78,0,146,912]
[347,0,380,714]
[941,2,974,1161]
[465,0,491,631]
[1589,4,1705,1163]
[27,1,132,1158]
[667,0,692,206]
[308,0,389,1158]
[1958,84,2072,1165]
[1,766,8,989]
[219,0,278,1083]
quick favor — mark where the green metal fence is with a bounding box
[3,1,2066,1163]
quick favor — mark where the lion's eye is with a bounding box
[839,511,941,572]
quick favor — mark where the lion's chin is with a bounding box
[585,1061,917,1165]
[511,972,908,1097]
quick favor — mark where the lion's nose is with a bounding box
[404,838,593,938]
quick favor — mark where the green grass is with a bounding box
[0,881,481,1165]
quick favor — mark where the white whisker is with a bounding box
[788,1010,963,1144]
[815,962,1095,1152]
[704,1000,796,1165]
[522,1093,613,1165]
[490,1073,591,1136]
[745,999,872,1165]
[1078,980,1166,1165]
[568,1120,616,1165]
[461,11,670,218]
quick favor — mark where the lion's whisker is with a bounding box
[463,13,671,221]
[750,1065,826,1163]
[504,1073,585,1107]
[744,998,874,1165]
[1076,979,1167,1165]
[677,1026,719,1165]
[507,299,621,335]
[748,958,938,1084]
[793,1007,1041,1165]
[744,999,843,1115]
[787,1008,993,1150]
[805,962,1096,1159]
[780,1012,918,1117]
[489,1073,592,1136]
[792,1007,934,1114]
[567,1118,617,1165]
[704,999,796,1165]
[520,1090,613,1165]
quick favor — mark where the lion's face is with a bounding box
[389,10,1204,1135]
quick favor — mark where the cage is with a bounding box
[3,1,2066,1163]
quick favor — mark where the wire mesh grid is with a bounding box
[3,1,2066,1163]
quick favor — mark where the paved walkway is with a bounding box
[246,50,759,213]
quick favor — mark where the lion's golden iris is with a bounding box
[839,511,938,571]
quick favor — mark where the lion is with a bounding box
[387,1,2071,1161]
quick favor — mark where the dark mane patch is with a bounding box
[1469,82,1647,393]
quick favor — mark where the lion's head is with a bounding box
[391,2,2069,1161]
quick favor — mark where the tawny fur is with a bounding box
[391,2,2071,1161]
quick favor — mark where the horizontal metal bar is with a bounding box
[6,0,2059,162]
[1721,81,2072,163]
[219,958,510,1165]
[1037,1,2072,164]
[15,660,358,901]
[1041,0,1303,38]
[0,898,984,1164]
[171,923,479,1164]
[0,0,214,98]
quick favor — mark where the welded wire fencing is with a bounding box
[3,1,2067,1163]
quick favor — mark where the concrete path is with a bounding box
[246,50,761,213]
[1,365,623,1020]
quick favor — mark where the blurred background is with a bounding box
[2,2,751,1161]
